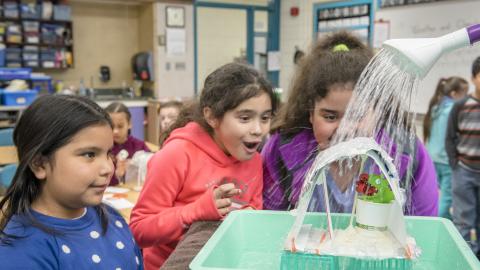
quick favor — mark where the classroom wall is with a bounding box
[138,3,155,52]
[153,0,270,97]
[277,0,436,137]
[199,0,269,6]
[278,0,331,96]
[194,0,270,91]
[196,7,247,90]
[376,0,480,114]
[154,2,195,99]
[46,2,146,89]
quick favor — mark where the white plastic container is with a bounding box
[355,199,392,229]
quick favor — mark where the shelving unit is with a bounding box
[0,105,23,128]
[0,67,51,128]
[313,0,374,46]
[0,0,73,69]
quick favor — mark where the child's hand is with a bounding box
[213,183,241,216]
[115,159,129,179]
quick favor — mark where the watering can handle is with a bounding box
[467,24,480,44]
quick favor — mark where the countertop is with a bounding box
[0,98,150,111]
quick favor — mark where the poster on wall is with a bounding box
[166,28,186,56]
[254,37,267,54]
[267,51,281,71]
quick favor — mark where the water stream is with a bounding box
[306,48,422,216]
[285,48,424,264]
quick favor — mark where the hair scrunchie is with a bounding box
[332,43,350,52]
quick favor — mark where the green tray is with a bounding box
[190,210,480,270]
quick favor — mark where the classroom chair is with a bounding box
[0,128,14,146]
[0,163,17,189]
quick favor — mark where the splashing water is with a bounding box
[266,49,423,216]
[330,48,421,214]
[284,48,425,261]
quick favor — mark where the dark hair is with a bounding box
[423,76,468,142]
[472,56,480,77]
[271,31,373,137]
[159,63,278,145]
[0,95,113,244]
[105,102,131,121]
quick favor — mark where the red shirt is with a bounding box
[129,122,263,269]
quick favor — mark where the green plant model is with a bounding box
[355,173,395,203]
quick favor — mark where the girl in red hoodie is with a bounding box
[130,63,278,269]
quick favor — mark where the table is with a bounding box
[0,146,17,165]
[108,182,221,269]
[145,141,159,152]
[104,182,142,222]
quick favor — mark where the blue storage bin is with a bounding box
[31,76,53,94]
[23,60,39,68]
[4,2,19,19]
[41,24,65,45]
[22,21,39,33]
[40,48,56,61]
[0,89,37,106]
[0,68,32,80]
[20,3,41,19]
[41,32,57,44]
[5,48,22,61]
[53,5,71,21]
[0,46,5,67]
[24,32,40,44]
[6,61,22,68]
[0,164,18,189]
[23,48,39,61]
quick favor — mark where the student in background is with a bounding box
[158,101,195,146]
[159,100,183,136]
[130,63,278,269]
[105,102,149,186]
[446,56,480,257]
[262,32,437,216]
[423,76,468,219]
[0,95,143,269]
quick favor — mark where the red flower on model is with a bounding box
[356,173,378,196]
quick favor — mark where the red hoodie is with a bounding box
[129,122,263,269]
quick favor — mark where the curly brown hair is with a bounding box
[272,31,373,137]
[159,63,278,145]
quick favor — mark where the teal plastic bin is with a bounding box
[190,211,480,270]
[0,89,37,106]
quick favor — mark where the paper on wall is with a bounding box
[166,28,186,56]
[267,51,281,71]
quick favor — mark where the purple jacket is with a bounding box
[261,129,438,216]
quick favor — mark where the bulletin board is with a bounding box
[376,0,480,114]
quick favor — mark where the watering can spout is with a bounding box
[467,24,480,44]
[382,24,480,78]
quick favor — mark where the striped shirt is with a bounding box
[446,95,480,171]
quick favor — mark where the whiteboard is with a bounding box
[376,0,480,114]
